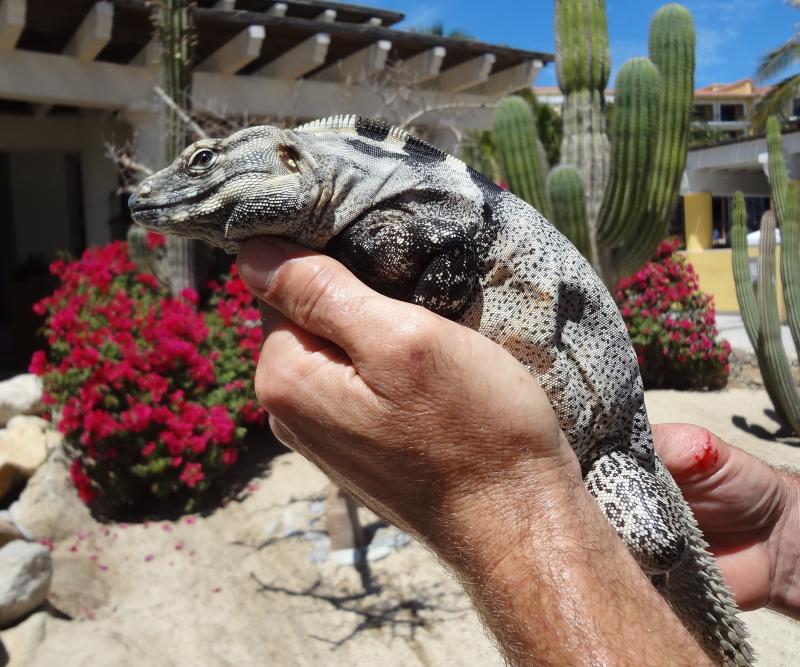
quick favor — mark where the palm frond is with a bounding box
[751,73,800,132]
[755,35,800,82]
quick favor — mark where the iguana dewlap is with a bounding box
[129,116,753,665]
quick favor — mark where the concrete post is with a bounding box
[684,191,713,251]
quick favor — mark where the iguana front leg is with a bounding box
[327,209,479,318]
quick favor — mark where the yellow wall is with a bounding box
[682,247,787,320]
[684,192,713,250]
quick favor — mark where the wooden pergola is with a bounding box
[0,0,552,128]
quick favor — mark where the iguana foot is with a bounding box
[584,449,687,574]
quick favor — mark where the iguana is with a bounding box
[129,115,753,665]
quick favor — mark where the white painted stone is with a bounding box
[0,374,43,426]
[0,541,52,626]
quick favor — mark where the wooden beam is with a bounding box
[64,1,114,62]
[0,49,496,130]
[213,0,235,9]
[437,53,496,93]
[132,39,159,70]
[0,0,25,51]
[197,25,265,74]
[365,17,382,26]
[470,59,542,96]
[317,9,337,22]
[255,32,330,80]
[313,40,391,83]
[394,46,445,85]
[265,2,287,17]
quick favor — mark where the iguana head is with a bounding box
[128,125,320,254]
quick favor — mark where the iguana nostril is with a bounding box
[139,181,152,196]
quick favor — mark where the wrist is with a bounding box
[433,434,582,576]
[769,468,800,618]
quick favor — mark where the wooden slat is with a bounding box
[255,32,330,80]
[313,39,391,82]
[437,53,496,93]
[0,0,25,51]
[64,1,114,62]
[394,46,445,85]
[470,59,542,96]
[197,25,265,74]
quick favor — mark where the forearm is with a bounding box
[770,467,800,619]
[440,462,711,666]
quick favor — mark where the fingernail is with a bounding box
[237,238,287,291]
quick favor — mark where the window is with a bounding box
[720,104,745,122]
[693,104,714,121]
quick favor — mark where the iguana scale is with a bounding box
[129,116,753,665]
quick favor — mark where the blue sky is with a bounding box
[365,0,799,88]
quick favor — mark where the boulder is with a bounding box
[9,450,93,542]
[0,376,43,427]
[0,611,47,666]
[0,518,25,549]
[0,541,52,627]
[0,417,60,500]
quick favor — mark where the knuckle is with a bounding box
[274,260,339,330]
[254,353,297,412]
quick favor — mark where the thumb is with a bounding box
[236,237,410,360]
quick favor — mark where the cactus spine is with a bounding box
[732,118,800,435]
[492,2,695,289]
[492,97,550,217]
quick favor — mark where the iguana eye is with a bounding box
[188,148,216,170]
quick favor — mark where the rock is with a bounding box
[0,519,24,549]
[0,542,52,627]
[0,376,43,427]
[48,556,109,619]
[9,450,93,542]
[0,417,60,500]
[0,611,47,666]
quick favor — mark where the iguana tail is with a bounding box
[654,466,754,666]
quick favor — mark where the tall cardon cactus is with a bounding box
[129,0,207,295]
[732,117,800,434]
[491,2,695,289]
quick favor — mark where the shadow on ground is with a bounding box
[732,409,800,446]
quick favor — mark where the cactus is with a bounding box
[547,165,590,257]
[731,117,800,434]
[595,57,661,249]
[621,4,695,273]
[766,116,800,356]
[148,0,208,296]
[492,97,550,217]
[127,224,169,287]
[492,2,695,288]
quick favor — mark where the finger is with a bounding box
[237,237,423,364]
[652,423,731,483]
[256,318,375,434]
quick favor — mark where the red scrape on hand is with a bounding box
[691,431,719,471]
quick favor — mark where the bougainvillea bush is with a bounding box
[616,238,731,390]
[30,234,266,515]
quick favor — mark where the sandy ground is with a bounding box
[1,387,799,666]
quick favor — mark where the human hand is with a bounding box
[653,423,800,618]
[237,238,713,665]
[236,237,579,566]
